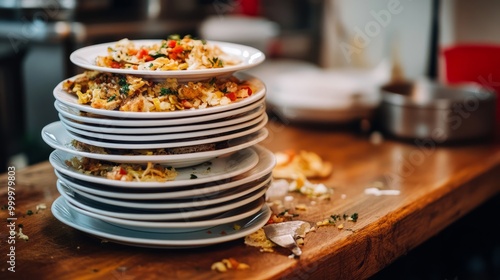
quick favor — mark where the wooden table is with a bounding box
[1,118,499,280]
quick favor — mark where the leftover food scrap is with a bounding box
[62,71,254,112]
[96,35,240,71]
[211,258,249,273]
[65,157,177,182]
[273,150,332,180]
[244,228,276,253]
[316,213,359,229]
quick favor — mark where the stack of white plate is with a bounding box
[42,39,275,248]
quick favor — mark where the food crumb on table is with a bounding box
[17,227,29,241]
[211,258,249,273]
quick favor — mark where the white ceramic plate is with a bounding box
[70,40,265,81]
[54,98,265,127]
[53,145,275,199]
[51,196,271,248]
[49,147,258,188]
[58,105,265,134]
[59,112,265,141]
[53,72,265,119]
[62,115,267,149]
[58,175,271,210]
[58,191,265,233]
[42,122,268,167]
[58,180,267,221]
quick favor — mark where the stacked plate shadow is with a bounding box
[41,39,275,248]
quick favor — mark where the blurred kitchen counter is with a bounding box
[0,118,498,279]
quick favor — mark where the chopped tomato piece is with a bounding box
[119,167,127,175]
[226,92,236,101]
[172,45,184,54]
[136,48,149,59]
[144,55,154,62]
[110,61,121,68]
[167,40,177,48]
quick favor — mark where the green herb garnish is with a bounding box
[160,88,177,96]
[120,84,129,95]
[150,53,167,59]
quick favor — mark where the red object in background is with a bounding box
[443,44,500,129]
[238,0,260,16]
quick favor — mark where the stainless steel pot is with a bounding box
[379,80,496,143]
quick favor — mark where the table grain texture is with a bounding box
[1,118,499,280]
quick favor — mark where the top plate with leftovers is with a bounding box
[70,36,265,81]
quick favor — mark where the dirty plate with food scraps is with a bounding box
[52,145,275,199]
[49,147,258,188]
[53,72,265,119]
[69,40,265,81]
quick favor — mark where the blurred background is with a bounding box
[0,1,499,279]
[1,0,499,170]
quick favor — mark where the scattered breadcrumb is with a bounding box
[273,150,333,179]
[36,203,47,213]
[17,227,29,241]
[211,258,249,273]
[244,228,275,253]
